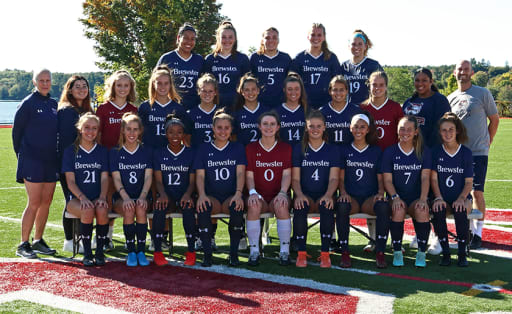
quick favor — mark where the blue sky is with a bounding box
[1,0,510,72]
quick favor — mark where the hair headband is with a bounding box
[164,118,185,132]
[351,114,370,126]
[354,33,367,44]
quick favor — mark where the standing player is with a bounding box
[188,74,219,148]
[153,114,196,266]
[290,23,340,109]
[340,30,383,105]
[292,110,340,268]
[193,108,247,267]
[337,113,390,268]
[203,21,250,109]
[250,27,292,108]
[431,112,473,267]
[157,23,204,111]
[232,74,270,145]
[57,75,93,253]
[275,73,307,145]
[382,116,432,267]
[61,113,109,266]
[110,113,153,267]
[319,75,361,146]
[12,69,59,258]
[448,60,499,249]
[246,111,292,266]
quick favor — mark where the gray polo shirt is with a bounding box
[448,85,498,156]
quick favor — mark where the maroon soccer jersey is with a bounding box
[96,101,138,149]
[246,141,292,202]
[362,98,404,151]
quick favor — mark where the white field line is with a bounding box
[486,221,512,226]
[487,208,512,212]
[0,186,25,190]
[486,179,512,182]
[0,289,130,314]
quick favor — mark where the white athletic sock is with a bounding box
[476,220,484,237]
[246,220,261,254]
[470,219,477,234]
[108,226,114,239]
[277,219,291,253]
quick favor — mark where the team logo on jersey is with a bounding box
[348,153,353,157]
[395,156,400,160]
[121,156,125,160]
[242,115,247,119]
[164,157,168,161]
[37,109,43,113]
[439,158,444,162]
[404,102,423,115]
[208,153,213,156]
[256,153,261,157]
[326,115,332,119]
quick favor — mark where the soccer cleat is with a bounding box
[363,241,375,253]
[427,236,442,255]
[153,251,167,266]
[126,252,138,267]
[83,256,95,267]
[63,239,83,253]
[137,251,150,266]
[376,252,387,269]
[439,252,451,266]
[470,234,482,250]
[184,251,196,266]
[409,235,418,249]
[319,252,331,268]
[32,238,56,255]
[457,254,469,267]
[238,236,248,251]
[340,251,351,268]
[94,254,106,266]
[295,251,308,268]
[228,254,240,267]
[248,252,260,266]
[278,252,291,266]
[201,253,212,267]
[392,251,404,267]
[16,242,37,259]
[415,251,427,268]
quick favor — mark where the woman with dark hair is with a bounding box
[275,73,307,145]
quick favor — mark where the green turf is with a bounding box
[1,122,511,313]
[0,300,77,313]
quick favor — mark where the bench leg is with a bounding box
[350,218,376,244]
[168,217,173,257]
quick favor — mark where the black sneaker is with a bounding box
[457,254,469,267]
[95,254,106,266]
[83,256,95,267]
[278,252,291,266]
[16,242,37,259]
[32,238,56,255]
[201,253,212,267]
[439,252,451,266]
[470,234,482,249]
[329,239,341,253]
[228,254,240,267]
[248,252,260,266]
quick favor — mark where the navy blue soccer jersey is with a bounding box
[340,57,383,105]
[109,145,153,199]
[319,102,361,145]
[381,144,432,202]
[153,145,194,201]
[193,141,247,202]
[156,50,204,110]
[275,104,306,145]
[62,144,109,200]
[250,51,292,108]
[340,143,382,198]
[402,92,451,148]
[203,53,251,109]
[292,142,340,199]
[290,51,341,109]
[233,103,269,146]
[431,144,473,203]
[186,105,217,148]
[138,100,191,149]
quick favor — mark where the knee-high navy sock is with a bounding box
[390,221,404,251]
[432,209,449,253]
[293,203,309,251]
[229,203,244,256]
[136,222,148,253]
[63,210,74,241]
[335,202,351,252]
[319,203,334,252]
[95,223,109,257]
[123,223,136,253]
[415,221,430,252]
[182,205,197,252]
[374,201,390,253]
[197,204,213,254]
[211,222,218,240]
[80,222,93,258]
[454,210,469,255]
[152,209,166,252]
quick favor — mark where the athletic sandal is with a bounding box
[126,252,138,267]
[393,251,404,267]
[376,252,387,269]
[415,251,427,268]
[137,251,150,266]
[295,251,308,268]
[319,252,331,268]
[153,251,167,266]
[439,252,451,266]
[340,251,351,268]
[184,251,196,266]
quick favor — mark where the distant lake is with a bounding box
[0,100,20,124]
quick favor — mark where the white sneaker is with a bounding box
[62,239,83,254]
[238,236,248,251]
[427,235,442,255]
[409,235,418,249]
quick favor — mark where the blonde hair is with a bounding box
[118,112,143,148]
[399,116,424,161]
[310,23,331,61]
[197,73,219,105]
[257,27,279,55]
[213,21,238,57]
[148,65,182,106]
[73,112,100,153]
[104,70,137,103]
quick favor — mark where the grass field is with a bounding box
[0,120,511,313]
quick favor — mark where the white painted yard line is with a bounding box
[486,179,512,182]
[485,221,512,226]
[0,186,25,190]
[487,208,512,212]
[0,289,130,314]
